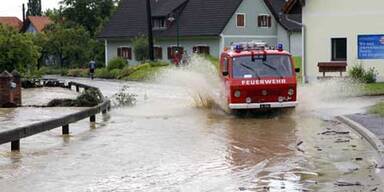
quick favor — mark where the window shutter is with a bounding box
[167,47,172,59]
[268,16,272,27]
[117,47,122,57]
[128,48,132,60]
[257,16,261,27]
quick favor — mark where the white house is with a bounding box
[99,0,302,65]
[286,0,384,82]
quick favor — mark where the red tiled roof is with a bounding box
[27,16,53,32]
[0,17,23,30]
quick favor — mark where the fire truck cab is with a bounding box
[220,42,299,111]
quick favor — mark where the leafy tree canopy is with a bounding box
[0,25,40,74]
[44,24,94,68]
[27,0,42,16]
[59,0,118,36]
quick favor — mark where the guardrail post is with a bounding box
[90,115,96,123]
[11,140,20,151]
[62,125,69,135]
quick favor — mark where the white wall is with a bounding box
[277,24,290,52]
[303,0,384,81]
[106,37,220,65]
[289,32,302,57]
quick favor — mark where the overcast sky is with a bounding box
[0,0,61,19]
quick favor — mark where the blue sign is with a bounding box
[358,35,384,59]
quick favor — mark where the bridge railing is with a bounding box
[0,81,111,151]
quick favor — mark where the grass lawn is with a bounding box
[293,56,302,71]
[123,65,165,81]
[361,82,384,96]
[369,102,384,117]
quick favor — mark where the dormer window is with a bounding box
[153,17,167,30]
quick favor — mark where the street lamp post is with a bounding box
[168,14,180,50]
[146,0,155,61]
[168,15,180,65]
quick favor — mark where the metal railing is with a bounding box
[0,81,111,151]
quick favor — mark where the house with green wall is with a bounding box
[99,0,302,65]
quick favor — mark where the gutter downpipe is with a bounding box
[283,15,307,84]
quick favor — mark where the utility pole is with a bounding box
[146,0,155,61]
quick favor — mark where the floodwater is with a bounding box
[0,87,82,130]
[0,58,383,191]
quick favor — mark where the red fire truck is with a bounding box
[220,42,300,111]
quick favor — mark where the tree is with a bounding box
[44,24,93,68]
[27,0,42,16]
[0,25,40,74]
[60,0,118,36]
[132,35,149,62]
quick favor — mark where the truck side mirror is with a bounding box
[295,68,300,73]
[222,71,229,76]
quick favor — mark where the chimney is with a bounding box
[22,3,26,22]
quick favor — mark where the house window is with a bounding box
[193,46,210,55]
[258,15,272,27]
[154,47,163,60]
[236,13,245,27]
[153,18,166,29]
[117,47,132,60]
[167,46,184,59]
[331,38,347,61]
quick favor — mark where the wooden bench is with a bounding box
[318,62,347,77]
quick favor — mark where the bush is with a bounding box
[132,35,148,62]
[95,68,115,79]
[362,67,377,83]
[47,88,103,107]
[67,68,88,77]
[110,69,121,78]
[75,88,103,107]
[107,57,128,71]
[348,64,378,83]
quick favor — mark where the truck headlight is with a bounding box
[288,88,294,96]
[234,90,241,98]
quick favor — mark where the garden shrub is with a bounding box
[348,64,378,83]
[67,68,88,77]
[75,88,103,107]
[132,35,148,62]
[107,57,128,71]
[95,68,115,79]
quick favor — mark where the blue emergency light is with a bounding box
[235,44,243,52]
[277,43,283,51]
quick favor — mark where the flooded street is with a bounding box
[0,74,383,191]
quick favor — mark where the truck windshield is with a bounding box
[232,55,293,79]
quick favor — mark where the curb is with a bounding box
[337,116,384,158]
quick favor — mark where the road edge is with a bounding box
[337,116,384,162]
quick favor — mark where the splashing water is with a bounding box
[297,78,374,117]
[156,55,227,110]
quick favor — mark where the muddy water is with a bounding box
[0,87,82,131]
[0,73,383,191]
